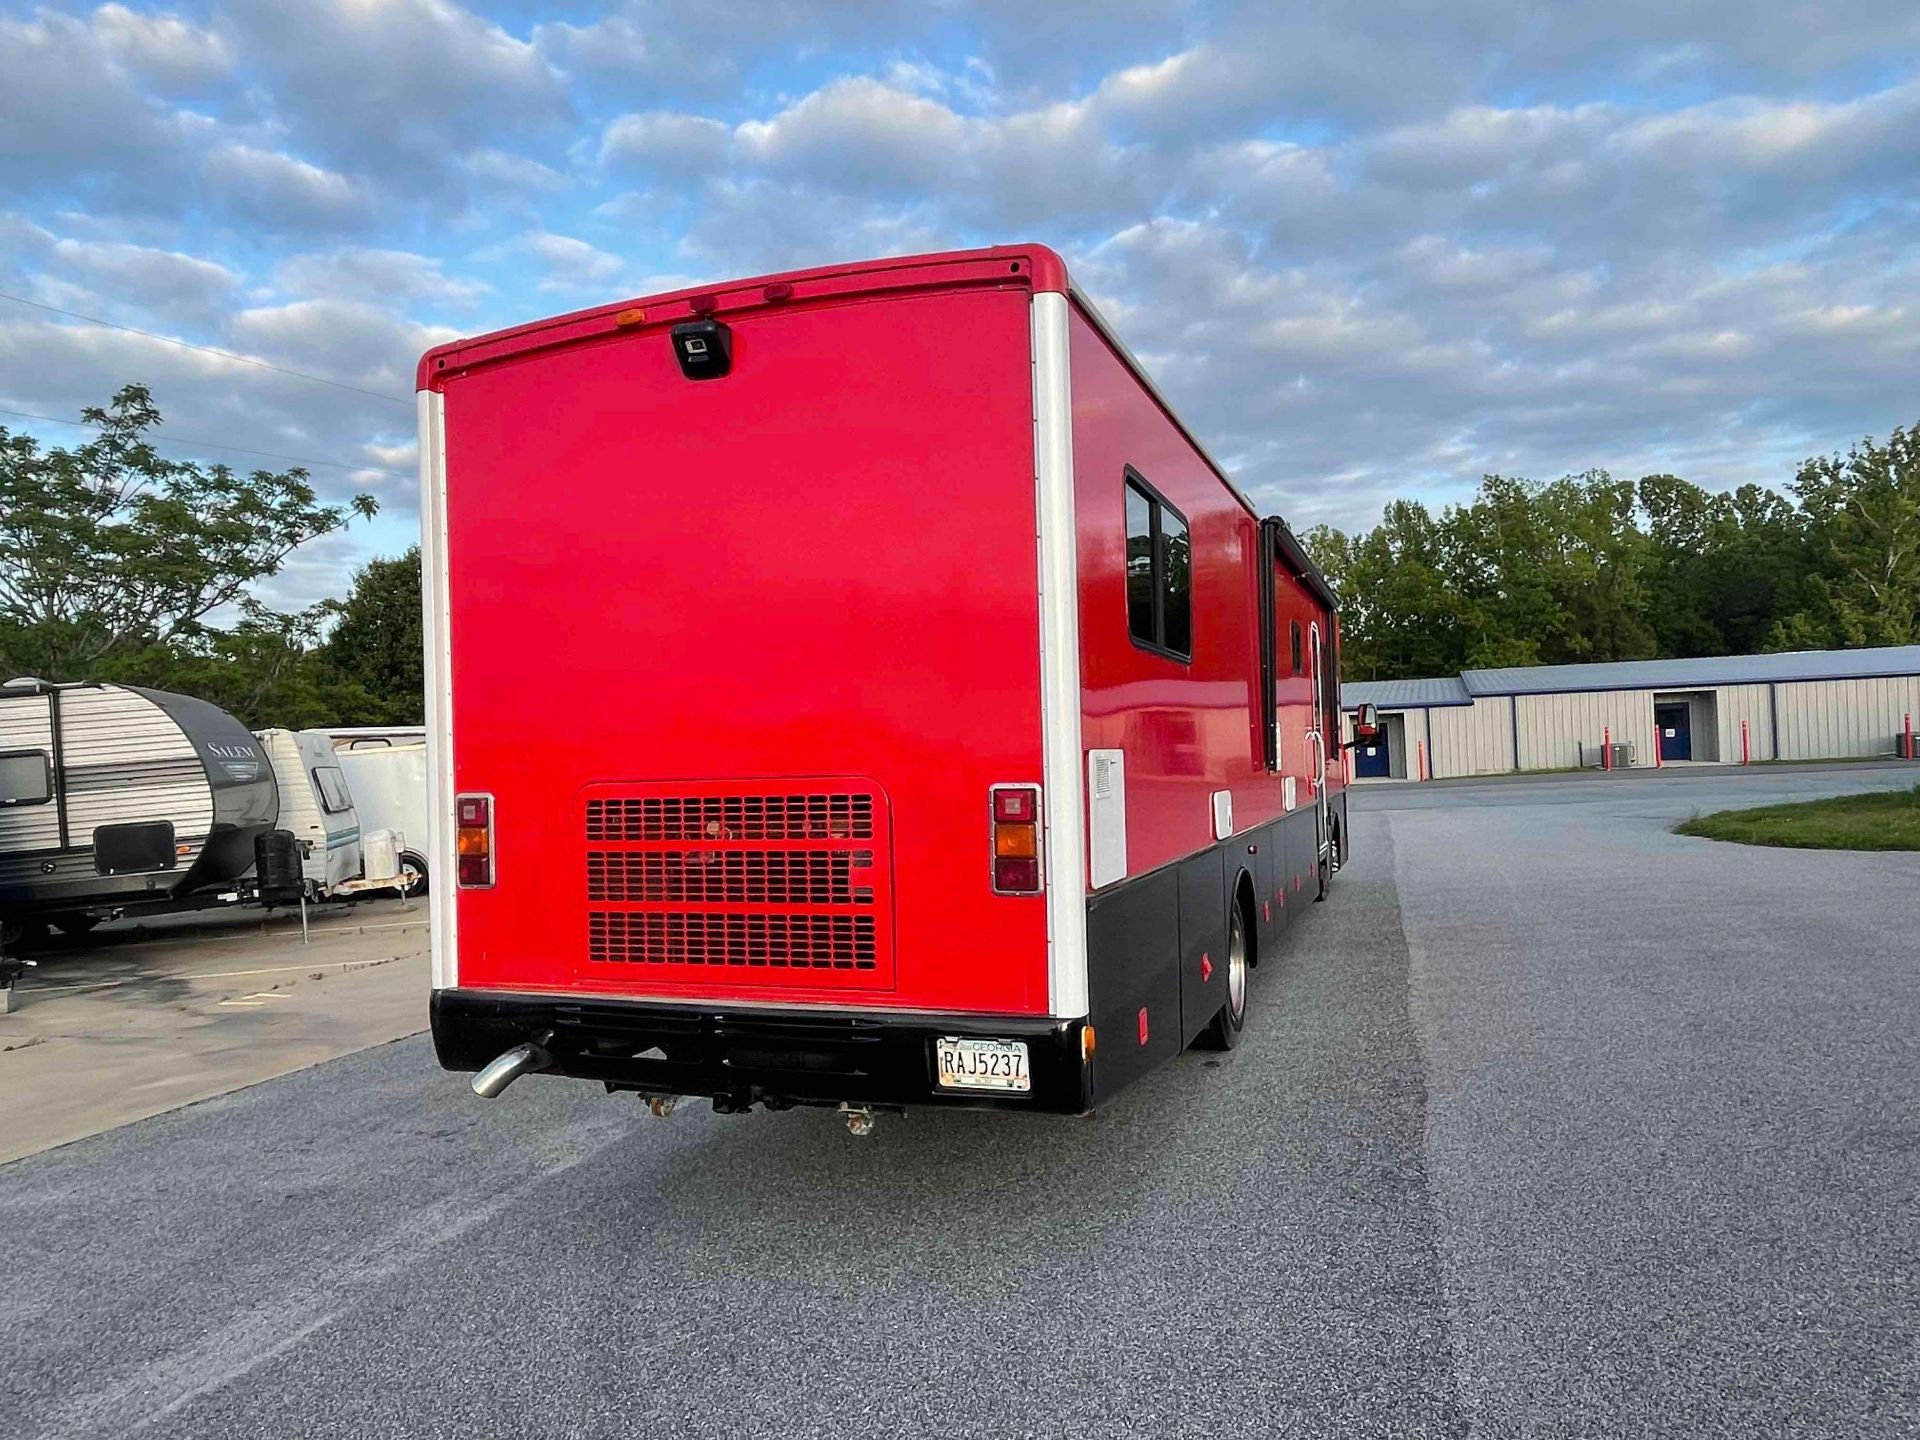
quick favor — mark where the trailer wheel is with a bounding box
[398,851,429,897]
[1200,899,1251,1050]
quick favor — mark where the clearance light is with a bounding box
[990,785,1042,894]
[455,793,494,889]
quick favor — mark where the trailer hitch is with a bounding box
[470,1032,553,1098]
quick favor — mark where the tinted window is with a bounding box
[0,750,51,806]
[1160,508,1190,657]
[1123,473,1192,662]
[1289,620,1303,676]
[312,766,353,815]
[1125,483,1156,647]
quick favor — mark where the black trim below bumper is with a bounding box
[431,990,1093,1115]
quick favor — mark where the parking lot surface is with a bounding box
[2,763,1915,1438]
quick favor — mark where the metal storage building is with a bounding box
[1342,645,1920,781]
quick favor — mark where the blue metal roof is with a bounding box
[1344,644,1920,708]
[1342,676,1471,708]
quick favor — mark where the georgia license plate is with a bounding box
[935,1037,1031,1092]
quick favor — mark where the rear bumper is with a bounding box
[431,989,1093,1115]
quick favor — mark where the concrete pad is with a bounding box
[0,900,428,1164]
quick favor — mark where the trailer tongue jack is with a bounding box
[470,1035,553,1098]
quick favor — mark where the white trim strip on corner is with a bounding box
[1031,292,1090,1020]
[418,389,458,990]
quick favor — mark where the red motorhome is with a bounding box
[418,245,1358,1126]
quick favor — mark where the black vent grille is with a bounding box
[579,781,893,990]
[587,849,874,905]
[586,794,874,842]
[588,911,878,969]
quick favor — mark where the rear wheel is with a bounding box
[1201,901,1250,1050]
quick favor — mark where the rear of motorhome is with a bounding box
[0,680,276,930]
[420,245,1356,1124]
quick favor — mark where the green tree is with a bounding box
[0,384,375,680]
[98,600,384,731]
[321,547,423,723]
[1532,470,1657,664]
[1771,426,1920,648]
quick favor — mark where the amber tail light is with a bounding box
[456,793,494,888]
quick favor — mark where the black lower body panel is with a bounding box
[432,990,1092,1115]
[1084,803,1338,1106]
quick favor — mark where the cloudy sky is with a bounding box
[3,0,1917,608]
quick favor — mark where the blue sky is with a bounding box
[3,1,1918,610]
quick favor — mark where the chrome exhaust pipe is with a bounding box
[471,1039,552,1098]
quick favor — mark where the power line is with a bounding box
[0,292,413,408]
[0,405,414,481]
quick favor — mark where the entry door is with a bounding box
[1354,724,1392,778]
[1655,703,1691,761]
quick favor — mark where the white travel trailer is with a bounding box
[254,728,417,900]
[326,726,426,751]
[333,741,429,894]
[0,680,276,931]
[254,728,364,897]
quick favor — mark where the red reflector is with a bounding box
[992,787,1037,823]
[1137,1008,1149,1045]
[993,857,1039,892]
[457,853,490,887]
[457,796,489,827]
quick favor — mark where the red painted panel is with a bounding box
[1070,305,1343,883]
[443,283,1050,1014]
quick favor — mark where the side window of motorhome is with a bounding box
[312,766,353,814]
[0,750,52,806]
[1125,483,1155,647]
[1160,507,1190,656]
[1290,620,1303,675]
[1123,473,1193,662]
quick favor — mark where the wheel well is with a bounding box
[1234,870,1259,967]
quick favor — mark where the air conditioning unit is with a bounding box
[1580,740,1638,769]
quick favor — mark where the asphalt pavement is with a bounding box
[2,762,1915,1438]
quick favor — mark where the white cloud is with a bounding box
[463,148,569,194]
[0,8,200,193]
[274,248,489,309]
[217,0,570,178]
[202,145,371,233]
[225,298,454,399]
[520,230,625,291]
[90,3,232,92]
[599,112,732,176]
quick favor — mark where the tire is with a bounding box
[1316,819,1338,901]
[4,918,49,948]
[1200,899,1251,1050]
[51,914,101,938]
[398,851,429,898]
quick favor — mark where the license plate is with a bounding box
[935,1037,1031,1092]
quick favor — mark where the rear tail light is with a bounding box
[455,792,494,888]
[990,785,1042,894]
